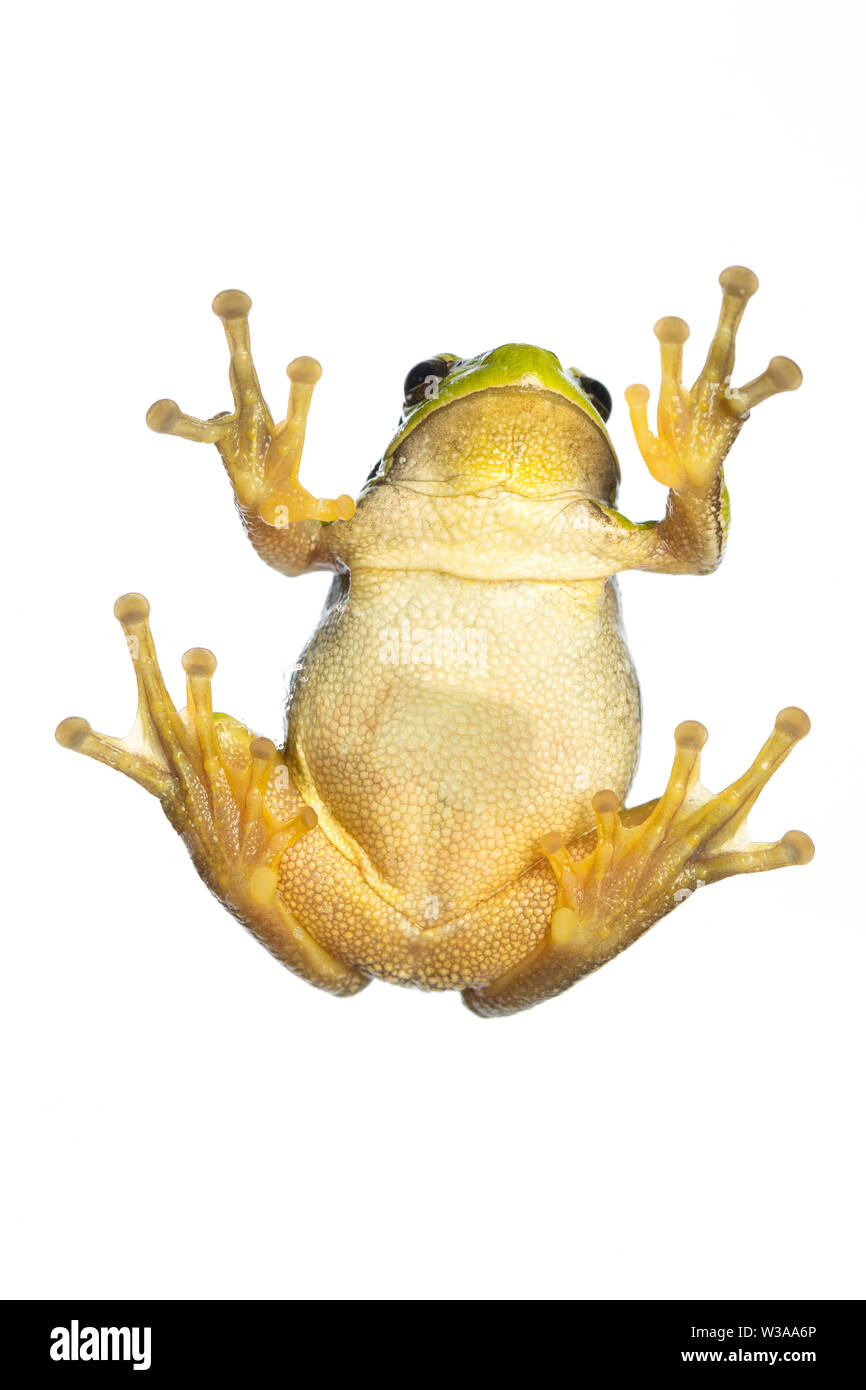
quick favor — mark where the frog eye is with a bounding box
[575,373,613,423]
[403,357,453,406]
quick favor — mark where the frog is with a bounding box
[56,268,813,1016]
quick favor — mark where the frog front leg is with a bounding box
[55,594,367,997]
[146,290,354,576]
[463,711,813,1017]
[597,267,802,574]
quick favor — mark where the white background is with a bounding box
[3,0,863,1300]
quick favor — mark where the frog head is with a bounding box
[371,344,619,503]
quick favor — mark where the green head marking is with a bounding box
[385,344,615,464]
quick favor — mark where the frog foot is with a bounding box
[465,710,813,1017]
[55,593,366,996]
[146,290,355,527]
[624,267,802,494]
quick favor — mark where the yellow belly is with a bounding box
[286,568,640,925]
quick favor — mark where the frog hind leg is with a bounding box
[55,594,368,997]
[463,711,813,1018]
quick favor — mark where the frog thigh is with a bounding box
[281,720,812,996]
[53,592,564,995]
[278,822,559,991]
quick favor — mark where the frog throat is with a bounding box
[379,344,620,495]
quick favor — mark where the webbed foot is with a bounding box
[146,290,355,527]
[56,594,366,995]
[464,710,813,1017]
[625,267,802,494]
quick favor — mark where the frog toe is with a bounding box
[56,594,365,996]
[464,708,813,1017]
[625,267,801,494]
[724,355,803,418]
[146,290,354,527]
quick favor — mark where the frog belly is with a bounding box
[285,570,640,925]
